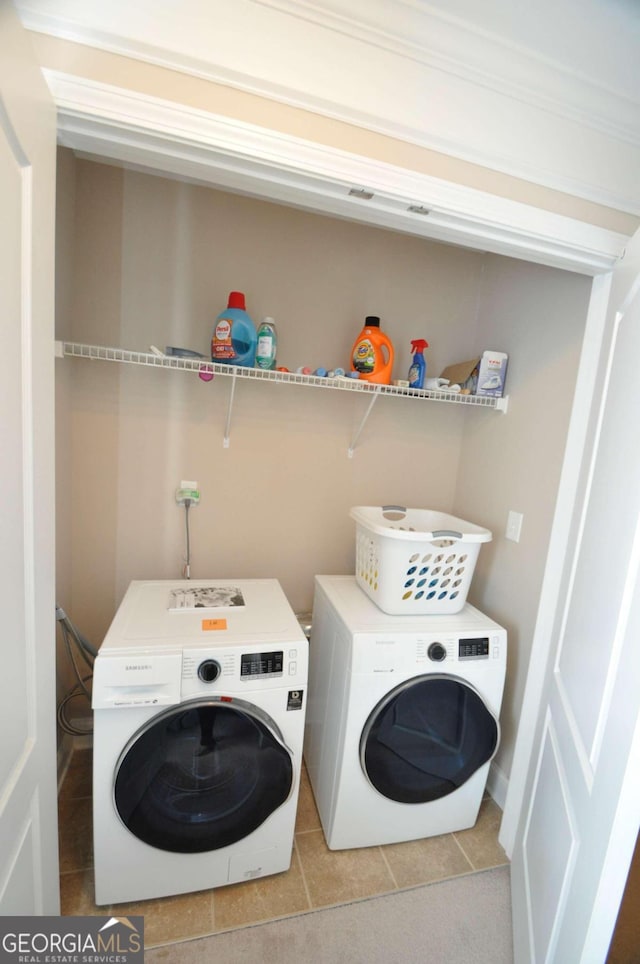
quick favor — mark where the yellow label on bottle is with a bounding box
[353,338,375,373]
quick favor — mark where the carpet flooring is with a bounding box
[145,865,513,964]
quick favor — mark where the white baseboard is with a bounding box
[56,731,94,792]
[56,733,74,793]
[487,759,508,811]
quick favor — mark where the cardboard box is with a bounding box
[439,358,479,392]
[476,350,508,397]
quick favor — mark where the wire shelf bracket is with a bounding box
[55,341,508,453]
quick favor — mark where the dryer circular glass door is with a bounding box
[360,675,499,804]
[113,698,293,853]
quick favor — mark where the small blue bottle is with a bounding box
[211,291,257,366]
[408,339,429,388]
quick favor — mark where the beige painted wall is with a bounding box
[454,256,591,776]
[55,152,591,781]
[57,154,480,626]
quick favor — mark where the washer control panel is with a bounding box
[240,650,283,680]
[181,644,305,696]
[458,637,490,660]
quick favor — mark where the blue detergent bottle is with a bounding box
[211,291,257,366]
[408,339,429,388]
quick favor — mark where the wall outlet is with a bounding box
[506,510,523,543]
[176,480,200,505]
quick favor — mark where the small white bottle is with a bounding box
[255,317,277,370]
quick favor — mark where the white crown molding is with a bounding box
[21,1,640,146]
[45,70,628,275]
[18,1,640,216]
[252,0,640,147]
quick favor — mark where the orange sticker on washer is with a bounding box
[202,618,227,631]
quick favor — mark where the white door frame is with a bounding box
[45,71,627,277]
[0,4,59,915]
[503,229,640,961]
[500,269,615,852]
[43,66,630,813]
[41,68,635,929]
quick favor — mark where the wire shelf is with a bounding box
[56,340,507,455]
[57,341,507,410]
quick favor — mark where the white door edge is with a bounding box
[499,270,614,856]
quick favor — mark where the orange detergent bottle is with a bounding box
[350,316,394,384]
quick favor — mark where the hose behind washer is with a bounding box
[56,605,98,736]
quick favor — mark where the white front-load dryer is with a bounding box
[92,579,307,905]
[304,576,507,850]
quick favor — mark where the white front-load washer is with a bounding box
[304,576,507,850]
[92,579,307,905]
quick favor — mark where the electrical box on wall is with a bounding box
[506,510,523,543]
[176,481,200,505]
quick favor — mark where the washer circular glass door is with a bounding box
[114,698,293,853]
[360,675,499,804]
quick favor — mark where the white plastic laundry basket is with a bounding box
[350,505,492,615]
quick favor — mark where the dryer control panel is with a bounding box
[425,637,490,662]
[414,633,502,666]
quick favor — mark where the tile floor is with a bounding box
[59,746,509,949]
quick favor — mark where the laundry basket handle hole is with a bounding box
[382,505,407,521]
